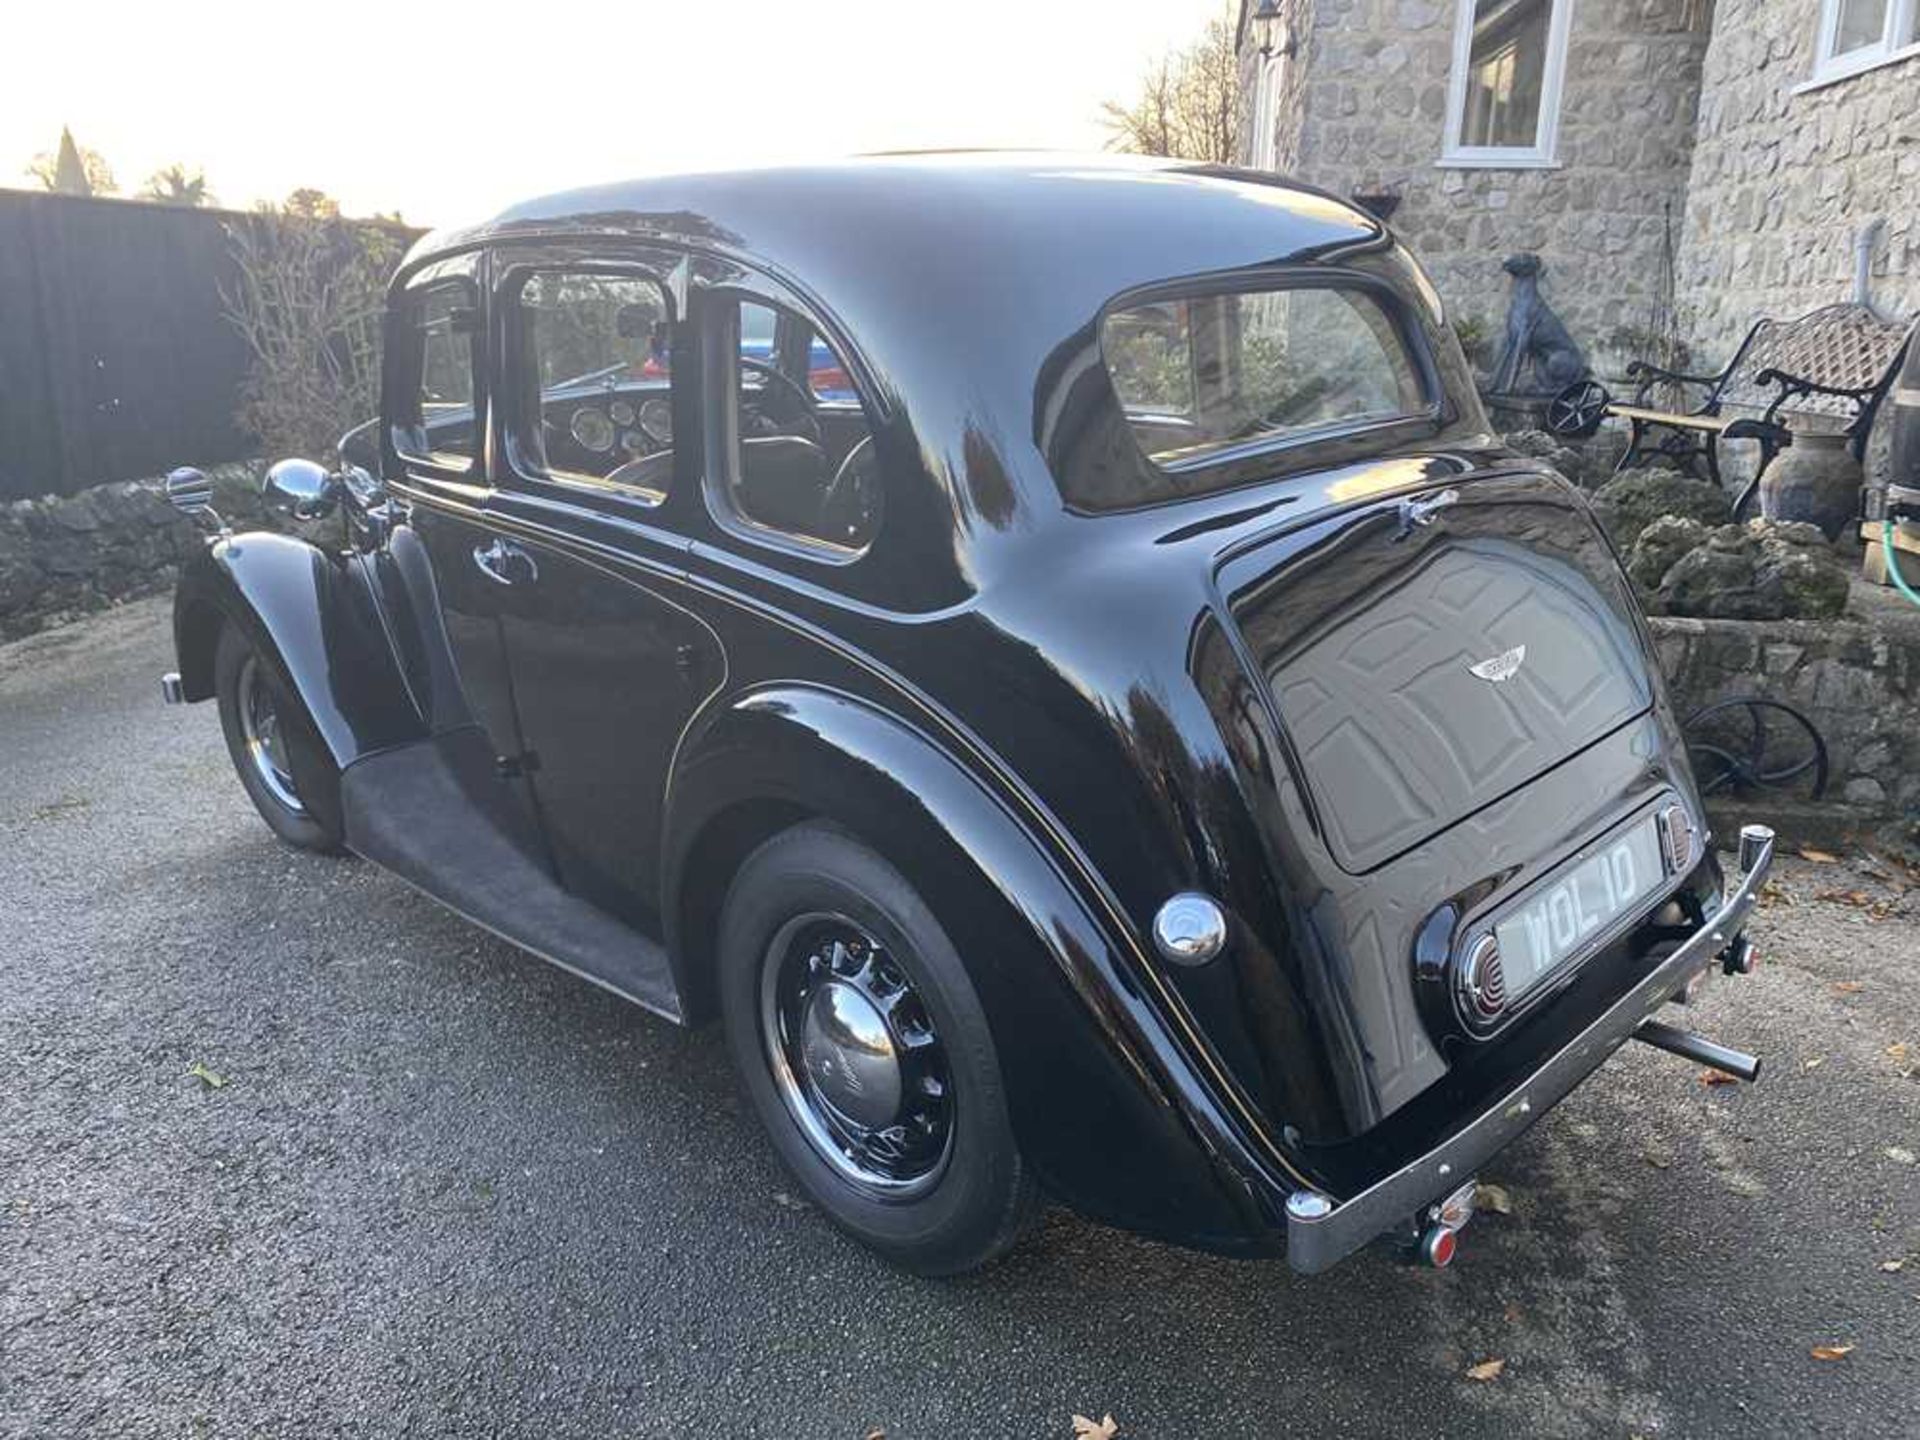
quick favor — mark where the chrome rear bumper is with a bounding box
[1285,824,1775,1274]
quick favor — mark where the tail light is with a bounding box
[1462,935,1506,1020]
[1657,803,1696,875]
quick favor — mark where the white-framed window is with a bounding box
[1439,0,1574,169]
[1803,0,1920,89]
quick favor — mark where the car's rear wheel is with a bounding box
[213,624,342,852]
[717,822,1039,1275]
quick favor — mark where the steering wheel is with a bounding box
[739,356,824,448]
[820,435,884,545]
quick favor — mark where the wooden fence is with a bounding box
[0,189,411,502]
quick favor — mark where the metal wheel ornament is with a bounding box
[1546,379,1611,439]
[759,913,954,1199]
[236,654,305,814]
[1682,696,1830,800]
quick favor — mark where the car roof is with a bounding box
[404,152,1384,308]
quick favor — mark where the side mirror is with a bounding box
[263,458,341,521]
[163,466,214,516]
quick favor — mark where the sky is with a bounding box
[3,0,1231,227]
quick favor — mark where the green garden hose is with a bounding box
[1884,520,1920,610]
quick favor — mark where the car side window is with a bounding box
[509,270,677,498]
[713,295,880,555]
[393,278,479,470]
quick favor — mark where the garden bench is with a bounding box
[1549,303,1912,510]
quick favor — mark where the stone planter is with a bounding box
[1760,430,1862,540]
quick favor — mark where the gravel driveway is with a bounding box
[3,597,1916,1439]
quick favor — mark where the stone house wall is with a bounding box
[1674,0,1920,369]
[1242,0,1711,372]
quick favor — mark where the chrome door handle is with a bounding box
[472,536,538,586]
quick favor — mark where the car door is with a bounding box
[382,256,554,862]
[479,255,719,933]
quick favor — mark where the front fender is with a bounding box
[172,531,424,768]
[663,683,1297,1250]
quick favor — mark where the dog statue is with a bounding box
[1489,253,1589,396]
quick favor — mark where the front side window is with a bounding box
[1442,0,1572,165]
[512,270,675,496]
[1102,285,1428,474]
[1811,0,1918,83]
[713,296,880,555]
[394,278,479,469]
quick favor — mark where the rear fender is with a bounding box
[663,683,1285,1248]
[172,531,425,768]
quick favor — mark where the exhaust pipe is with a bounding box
[1633,1018,1762,1083]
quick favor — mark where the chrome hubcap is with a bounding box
[237,655,304,815]
[760,914,953,1198]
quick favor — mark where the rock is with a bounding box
[1843,776,1888,806]
[1754,538,1850,619]
[1648,518,1855,620]
[1501,428,1622,490]
[1658,541,1770,618]
[1626,515,1709,593]
[1590,467,1733,550]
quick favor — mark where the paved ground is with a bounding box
[2,596,1916,1439]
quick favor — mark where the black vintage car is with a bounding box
[161,154,1773,1276]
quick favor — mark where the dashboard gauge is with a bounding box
[620,430,648,456]
[608,400,636,426]
[637,396,674,445]
[569,406,616,453]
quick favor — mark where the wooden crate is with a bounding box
[1860,518,1920,587]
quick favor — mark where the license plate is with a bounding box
[1494,815,1666,999]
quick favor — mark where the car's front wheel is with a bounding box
[213,624,342,852]
[718,822,1039,1275]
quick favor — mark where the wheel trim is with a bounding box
[759,912,954,1200]
[236,654,305,815]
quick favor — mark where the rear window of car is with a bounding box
[1099,283,1430,478]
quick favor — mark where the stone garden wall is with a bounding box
[1649,590,1920,821]
[1245,0,1710,369]
[0,464,262,642]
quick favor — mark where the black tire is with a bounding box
[213,624,343,852]
[717,822,1039,1275]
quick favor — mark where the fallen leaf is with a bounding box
[1800,848,1840,864]
[1888,1043,1910,1063]
[1886,1147,1916,1166]
[1503,1301,1524,1323]
[1476,1182,1513,1215]
[1880,1259,1906,1273]
[864,1430,887,1440]
[1071,1415,1118,1440]
[186,1061,227,1090]
[1833,981,1865,995]
[1699,1067,1739,1087]
[1464,1358,1506,1382]
[1810,1344,1855,1361]
[1804,1057,1825,1071]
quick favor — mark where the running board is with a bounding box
[340,731,683,1023]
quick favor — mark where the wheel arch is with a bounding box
[171,532,425,768]
[661,683,1275,1246]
